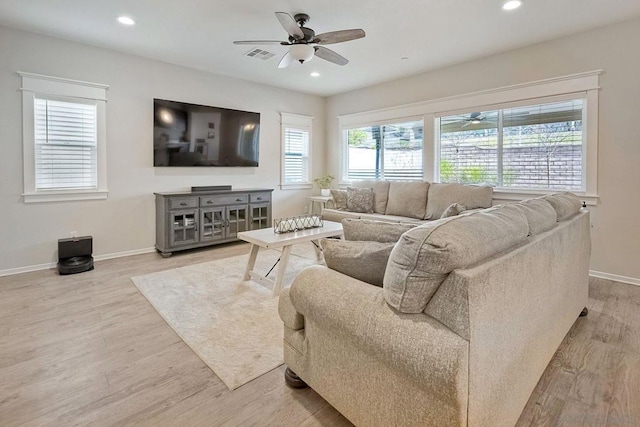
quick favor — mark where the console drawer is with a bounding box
[200,194,249,206]
[169,197,198,210]
[250,192,271,204]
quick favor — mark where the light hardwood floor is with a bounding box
[0,245,638,426]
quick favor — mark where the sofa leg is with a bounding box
[580,307,588,317]
[284,367,308,389]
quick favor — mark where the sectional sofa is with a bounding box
[279,192,590,426]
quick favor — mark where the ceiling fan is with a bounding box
[233,12,365,68]
[461,112,491,128]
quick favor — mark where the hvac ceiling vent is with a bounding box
[244,48,276,60]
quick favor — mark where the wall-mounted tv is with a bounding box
[153,99,260,167]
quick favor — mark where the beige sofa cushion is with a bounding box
[543,192,581,221]
[512,198,557,236]
[425,183,493,220]
[321,239,394,287]
[342,219,416,243]
[322,208,362,223]
[385,181,430,219]
[353,180,391,214]
[383,204,529,313]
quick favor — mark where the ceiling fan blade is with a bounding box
[278,52,294,69]
[314,46,349,66]
[233,40,287,45]
[313,29,365,45]
[275,12,304,40]
[462,121,471,128]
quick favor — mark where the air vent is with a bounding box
[244,48,276,60]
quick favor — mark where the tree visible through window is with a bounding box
[438,99,584,190]
[344,120,423,181]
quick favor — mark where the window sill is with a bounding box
[23,190,109,203]
[280,183,313,190]
[493,189,599,206]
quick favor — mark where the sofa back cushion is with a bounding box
[342,218,416,243]
[512,198,557,236]
[543,192,581,221]
[425,183,493,220]
[353,180,390,214]
[383,204,529,313]
[385,181,430,219]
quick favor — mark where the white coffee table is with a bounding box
[237,220,343,296]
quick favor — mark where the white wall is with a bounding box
[326,17,640,282]
[0,26,326,272]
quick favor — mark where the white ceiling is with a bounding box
[1,0,639,96]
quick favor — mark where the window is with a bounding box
[281,113,312,189]
[20,72,108,203]
[438,98,584,191]
[343,119,423,181]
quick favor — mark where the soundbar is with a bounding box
[191,185,232,192]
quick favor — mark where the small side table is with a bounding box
[308,195,332,215]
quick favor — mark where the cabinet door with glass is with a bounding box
[169,209,199,247]
[225,204,249,239]
[250,203,271,230]
[200,207,226,243]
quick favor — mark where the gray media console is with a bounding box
[154,188,273,257]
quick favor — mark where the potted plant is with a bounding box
[313,175,334,196]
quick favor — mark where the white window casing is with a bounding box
[337,70,600,204]
[20,72,108,203]
[280,112,313,190]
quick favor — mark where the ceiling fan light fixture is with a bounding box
[289,44,315,63]
[117,16,136,26]
[502,0,523,11]
[471,119,482,124]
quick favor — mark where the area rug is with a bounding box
[131,244,317,390]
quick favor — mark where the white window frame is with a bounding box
[336,70,600,204]
[20,71,109,203]
[339,116,425,182]
[280,112,313,190]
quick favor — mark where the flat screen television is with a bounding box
[153,99,260,167]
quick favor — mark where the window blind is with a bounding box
[34,98,98,190]
[283,127,309,183]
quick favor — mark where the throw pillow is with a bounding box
[329,189,348,210]
[440,203,467,218]
[353,180,391,214]
[346,187,374,213]
[321,238,395,287]
[342,219,416,243]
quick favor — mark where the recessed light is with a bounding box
[502,0,523,10]
[117,16,136,26]
[310,72,320,77]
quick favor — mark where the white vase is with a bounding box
[321,189,331,197]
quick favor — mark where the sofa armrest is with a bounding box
[289,265,469,398]
[278,287,304,330]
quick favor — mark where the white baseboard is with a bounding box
[93,247,156,262]
[0,261,58,277]
[590,270,640,287]
[0,247,157,277]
